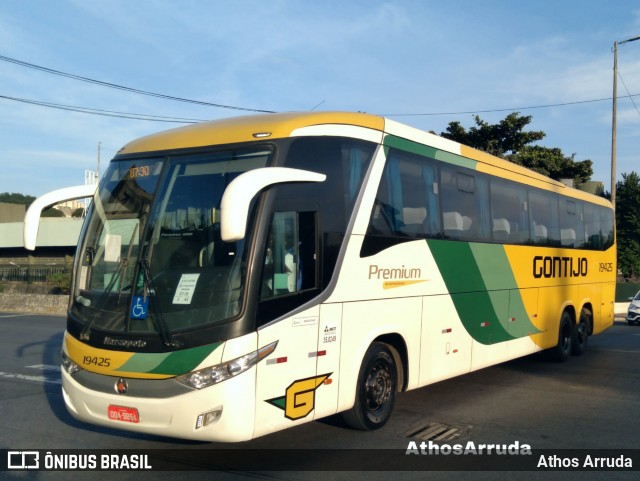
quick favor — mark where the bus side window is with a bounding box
[260,211,317,300]
[366,149,440,239]
[601,206,615,250]
[490,179,529,244]
[440,167,490,242]
[529,189,560,246]
[559,198,583,248]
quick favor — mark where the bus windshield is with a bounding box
[71,148,271,342]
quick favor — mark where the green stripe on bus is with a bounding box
[115,352,171,373]
[383,135,477,170]
[427,240,515,344]
[469,243,541,337]
[147,342,222,375]
[117,342,222,376]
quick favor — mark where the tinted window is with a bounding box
[260,211,317,300]
[528,189,560,246]
[367,149,440,239]
[559,198,584,248]
[440,166,490,242]
[601,206,615,250]
[490,179,529,244]
[364,145,612,252]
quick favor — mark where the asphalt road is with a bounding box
[0,312,639,481]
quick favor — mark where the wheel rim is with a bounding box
[365,360,392,411]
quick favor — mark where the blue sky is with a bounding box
[1,0,639,196]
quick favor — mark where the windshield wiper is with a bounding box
[79,256,127,341]
[138,257,182,349]
[79,225,138,342]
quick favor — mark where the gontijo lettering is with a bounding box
[533,256,588,279]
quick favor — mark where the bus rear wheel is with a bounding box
[342,342,397,431]
[571,307,591,356]
[546,311,573,362]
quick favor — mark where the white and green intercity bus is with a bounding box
[24,112,616,441]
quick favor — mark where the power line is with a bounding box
[617,70,640,119]
[0,53,276,114]
[3,48,640,121]
[379,94,640,117]
[5,89,640,126]
[0,94,205,123]
[5,53,640,120]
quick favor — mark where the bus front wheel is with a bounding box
[342,342,397,431]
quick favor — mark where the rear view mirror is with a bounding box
[24,184,97,250]
[220,167,325,242]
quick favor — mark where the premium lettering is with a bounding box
[369,264,421,280]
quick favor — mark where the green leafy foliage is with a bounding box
[0,192,35,206]
[71,207,85,218]
[41,207,65,217]
[47,271,72,293]
[441,112,545,157]
[508,146,593,187]
[616,172,640,279]
[440,112,592,187]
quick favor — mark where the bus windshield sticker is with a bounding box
[104,234,121,263]
[79,265,88,290]
[322,323,337,344]
[172,273,200,305]
[292,317,318,327]
[130,296,149,319]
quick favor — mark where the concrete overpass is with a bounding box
[0,218,83,265]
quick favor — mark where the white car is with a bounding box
[627,291,640,325]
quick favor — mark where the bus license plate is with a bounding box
[108,405,140,423]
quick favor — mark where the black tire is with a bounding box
[546,311,573,362]
[571,308,591,356]
[341,343,398,430]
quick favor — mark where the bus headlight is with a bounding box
[176,341,277,390]
[61,351,81,375]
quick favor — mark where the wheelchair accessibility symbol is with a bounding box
[130,296,149,319]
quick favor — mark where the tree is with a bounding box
[440,112,593,187]
[0,192,35,206]
[441,112,545,158]
[508,146,593,187]
[71,207,85,218]
[616,172,640,279]
[41,207,65,218]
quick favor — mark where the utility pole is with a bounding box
[611,40,618,209]
[611,35,640,209]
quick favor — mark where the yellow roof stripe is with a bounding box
[118,112,385,155]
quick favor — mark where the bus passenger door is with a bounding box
[253,211,323,438]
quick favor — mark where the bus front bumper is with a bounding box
[61,368,256,442]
